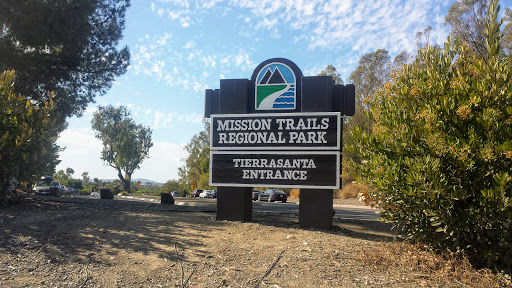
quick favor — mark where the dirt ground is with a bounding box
[0,195,479,287]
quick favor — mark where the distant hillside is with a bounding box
[101,178,163,186]
[133,178,164,186]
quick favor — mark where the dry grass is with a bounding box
[335,183,367,199]
[357,242,511,287]
[289,188,300,198]
[289,184,368,200]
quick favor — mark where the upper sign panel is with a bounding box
[249,58,303,113]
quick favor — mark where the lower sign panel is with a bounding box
[210,151,340,189]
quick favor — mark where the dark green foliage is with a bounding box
[91,105,153,192]
[66,178,83,190]
[343,50,409,170]
[0,0,130,118]
[161,180,181,194]
[0,70,61,202]
[347,0,512,273]
[178,122,211,190]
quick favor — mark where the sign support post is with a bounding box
[216,187,252,222]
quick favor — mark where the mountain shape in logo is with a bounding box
[259,68,272,84]
[266,67,286,84]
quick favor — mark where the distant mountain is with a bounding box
[100,178,163,186]
[133,178,163,186]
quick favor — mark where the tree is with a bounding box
[81,172,90,187]
[415,26,433,49]
[0,0,130,119]
[161,180,181,194]
[92,178,102,191]
[0,70,61,203]
[318,65,343,84]
[179,122,211,191]
[65,167,74,177]
[347,0,511,272]
[445,0,488,58]
[91,105,153,192]
[349,49,394,104]
[343,50,408,168]
[66,178,83,190]
[503,8,512,60]
[53,170,69,183]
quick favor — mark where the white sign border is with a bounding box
[210,112,341,151]
[209,151,340,189]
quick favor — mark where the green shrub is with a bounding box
[111,186,120,195]
[119,191,128,196]
[0,70,61,203]
[149,191,162,196]
[347,0,511,274]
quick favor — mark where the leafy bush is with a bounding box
[111,186,120,195]
[0,70,61,203]
[150,191,162,196]
[119,191,128,196]
[347,0,511,273]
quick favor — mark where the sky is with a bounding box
[55,0,511,183]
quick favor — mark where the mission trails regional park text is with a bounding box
[216,117,331,145]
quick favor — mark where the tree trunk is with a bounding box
[123,180,130,193]
[117,169,131,193]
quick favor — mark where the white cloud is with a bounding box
[256,17,278,29]
[157,33,171,46]
[184,41,196,49]
[150,0,450,55]
[151,111,204,130]
[134,0,451,93]
[201,0,223,9]
[180,17,190,27]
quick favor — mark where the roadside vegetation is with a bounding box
[347,0,512,276]
[0,0,131,204]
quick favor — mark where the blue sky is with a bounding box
[55,0,511,183]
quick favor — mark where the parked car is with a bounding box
[258,189,287,202]
[252,189,262,201]
[191,189,203,198]
[208,190,217,198]
[33,181,65,196]
[199,190,211,198]
[171,191,180,197]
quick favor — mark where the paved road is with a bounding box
[116,196,381,221]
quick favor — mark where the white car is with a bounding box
[199,190,212,198]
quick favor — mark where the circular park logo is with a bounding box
[255,63,296,110]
